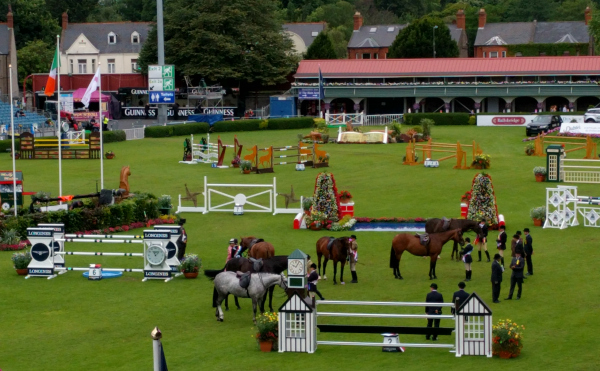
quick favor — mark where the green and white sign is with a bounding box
[148,65,175,91]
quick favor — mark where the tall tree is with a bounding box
[388,17,458,58]
[374,0,441,21]
[305,31,337,59]
[0,0,61,49]
[17,40,54,88]
[327,26,350,58]
[45,0,98,23]
[307,1,355,30]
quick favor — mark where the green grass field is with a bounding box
[1,126,599,370]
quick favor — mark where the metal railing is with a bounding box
[364,114,404,126]
[325,112,364,126]
[122,127,145,140]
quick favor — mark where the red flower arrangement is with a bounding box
[461,190,472,204]
[339,190,352,199]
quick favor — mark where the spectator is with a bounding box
[425,283,444,341]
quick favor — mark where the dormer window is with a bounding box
[131,31,140,44]
[108,32,116,44]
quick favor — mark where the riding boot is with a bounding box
[485,251,491,262]
[351,271,358,283]
[465,270,469,281]
[478,251,482,262]
[501,257,505,267]
[468,270,472,281]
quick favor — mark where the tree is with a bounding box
[500,0,555,22]
[17,40,54,88]
[374,0,441,21]
[388,18,458,58]
[0,0,61,49]
[45,0,98,23]
[305,31,337,59]
[306,1,355,30]
[327,26,350,58]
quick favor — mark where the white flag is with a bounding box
[82,68,101,108]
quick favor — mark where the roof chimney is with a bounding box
[62,12,68,31]
[7,6,13,29]
[585,6,592,25]
[456,9,465,30]
[478,8,487,28]
[353,12,363,31]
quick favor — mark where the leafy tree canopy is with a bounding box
[0,0,60,49]
[307,1,355,30]
[45,0,98,23]
[388,17,458,58]
[17,40,54,88]
[305,31,337,59]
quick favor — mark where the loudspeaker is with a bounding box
[99,189,114,205]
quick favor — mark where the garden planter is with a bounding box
[105,154,115,159]
[499,351,513,359]
[159,208,171,215]
[310,225,322,231]
[259,340,273,352]
[243,170,251,174]
[533,218,543,227]
[184,272,198,279]
[340,197,351,204]
[313,162,329,168]
[525,150,534,156]
[472,164,482,169]
[232,164,239,168]
[16,268,28,275]
[535,174,546,182]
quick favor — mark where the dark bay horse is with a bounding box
[316,236,351,285]
[240,236,275,259]
[390,229,464,280]
[205,256,288,311]
[425,218,481,261]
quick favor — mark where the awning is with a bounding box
[72,88,111,103]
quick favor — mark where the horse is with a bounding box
[316,236,351,285]
[212,272,287,323]
[390,229,465,280]
[240,236,275,259]
[425,218,481,261]
[205,256,288,312]
[119,166,131,196]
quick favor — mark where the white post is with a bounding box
[325,111,329,124]
[337,126,342,142]
[56,35,62,199]
[272,177,277,215]
[151,327,163,371]
[99,62,104,189]
[202,176,208,214]
[383,126,388,144]
[9,64,17,216]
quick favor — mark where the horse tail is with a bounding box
[389,245,398,268]
[204,269,222,279]
[212,287,218,308]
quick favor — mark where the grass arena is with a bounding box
[1,125,599,370]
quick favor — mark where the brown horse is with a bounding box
[240,236,275,259]
[316,236,351,285]
[390,229,465,280]
[425,218,482,261]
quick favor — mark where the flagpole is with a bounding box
[9,64,17,216]
[56,35,62,199]
[99,63,104,189]
[318,67,322,118]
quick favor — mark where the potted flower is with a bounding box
[302,197,313,215]
[530,206,546,226]
[307,210,327,230]
[105,150,115,159]
[11,250,31,275]
[255,312,278,352]
[533,166,547,182]
[525,142,535,156]
[240,160,253,174]
[472,154,491,169]
[178,254,201,278]
[492,318,525,358]
[339,190,352,203]
[231,156,241,168]
[157,195,172,215]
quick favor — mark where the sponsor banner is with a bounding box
[560,122,600,135]
[121,107,235,118]
[298,88,319,100]
[72,111,110,122]
[60,93,74,113]
[478,115,584,127]
[144,231,170,239]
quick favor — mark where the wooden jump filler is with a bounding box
[403,139,482,169]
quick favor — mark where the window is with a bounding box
[463,316,485,340]
[285,313,305,338]
[483,52,486,58]
[108,32,116,44]
[490,51,498,58]
[362,53,371,59]
[355,53,360,59]
[107,59,116,73]
[69,59,74,74]
[501,51,506,58]
[311,31,319,37]
[131,59,138,72]
[374,53,379,59]
[78,59,87,74]
[369,27,377,33]
[91,59,96,72]
[515,52,522,57]
[131,32,139,44]
[385,53,388,59]
[388,27,395,32]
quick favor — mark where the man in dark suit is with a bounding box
[505,248,525,300]
[491,253,504,303]
[425,283,444,341]
[451,282,469,315]
[524,228,533,276]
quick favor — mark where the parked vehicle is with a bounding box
[584,108,600,123]
[525,115,562,136]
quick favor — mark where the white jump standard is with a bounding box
[26,228,175,281]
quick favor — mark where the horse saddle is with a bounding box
[236,271,252,289]
[249,238,264,248]
[415,233,430,246]
[327,237,336,252]
[441,217,451,231]
[249,257,263,272]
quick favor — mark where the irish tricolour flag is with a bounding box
[44,48,59,96]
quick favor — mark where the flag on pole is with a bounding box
[318,67,324,101]
[82,68,101,108]
[44,47,60,96]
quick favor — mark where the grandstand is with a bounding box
[0,101,48,135]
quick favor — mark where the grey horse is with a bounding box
[213,272,287,323]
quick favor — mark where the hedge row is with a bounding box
[404,113,471,126]
[145,122,211,138]
[0,139,18,153]
[103,130,127,143]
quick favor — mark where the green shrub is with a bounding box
[468,115,476,125]
[145,125,173,138]
[103,130,127,143]
[419,119,434,138]
[258,120,269,130]
[267,117,314,130]
[212,120,261,132]
[171,122,210,136]
[0,139,19,153]
[404,113,470,126]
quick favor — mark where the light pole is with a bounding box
[433,25,438,58]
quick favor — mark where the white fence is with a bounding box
[122,127,145,140]
[562,159,600,183]
[364,114,403,126]
[325,112,364,126]
[176,176,303,215]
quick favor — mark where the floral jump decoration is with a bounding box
[492,318,525,358]
[255,312,279,352]
[310,172,340,224]
[467,173,499,227]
